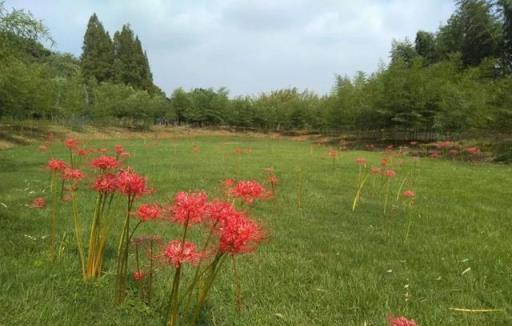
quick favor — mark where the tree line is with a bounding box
[1,0,511,134]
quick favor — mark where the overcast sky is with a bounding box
[8,0,455,96]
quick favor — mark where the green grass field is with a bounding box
[1,135,511,325]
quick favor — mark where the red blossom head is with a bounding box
[223,178,235,188]
[114,144,125,155]
[403,190,415,198]
[64,138,79,150]
[356,157,368,166]
[91,155,119,170]
[218,213,265,255]
[116,169,149,197]
[328,149,337,158]
[465,147,480,155]
[387,315,418,326]
[31,197,46,209]
[435,141,453,149]
[47,159,67,172]
[385,169,396,177]
[93,173,118,193]
[205,200,237,225]
[132,271,145,281]
[230,180,268,205]
[380,158,389,166]
[163,240,202,268]
[170,192,208,225]
[63,168,84,181]
[136,203,162,222]
[76,148,90,157]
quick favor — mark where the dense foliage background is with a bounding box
[1,0,511,135]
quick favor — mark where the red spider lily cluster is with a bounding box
[406,139,483,161]
[35,137,269,324]
[227,180,271,205]
[91,155,119,170]
[31,197,46,209]
[388,315,419,326]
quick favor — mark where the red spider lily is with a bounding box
[115,144,125,155]
[387,315,419,326]
[91,155,118,170]
[205,200,237,225]
[31,197,46,208]
[64,138,80,150]
[328,149,337,158]
[217,213,265,255]
[116,169,149,197]
[75,148,90,157]
[39,144,49,152]
[465,147,480,155]
[93,173,118,193]
[356,157,368,166]
[403,190,415,198]
[435,141,453,149]
[133,271,145,281]
[230,180,268,205]
[380,158,389,166]
[385,169,396,177]
[63,168,84,181]
[47,159,67,172]
[170,192,208,225]
[136,203,162,222]
[223,178,235,188]
[163,240,202,268]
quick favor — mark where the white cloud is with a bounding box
[7,0,455,96]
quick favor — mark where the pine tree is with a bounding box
[80,14,114,82]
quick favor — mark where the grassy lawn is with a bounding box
[0,135,511,325]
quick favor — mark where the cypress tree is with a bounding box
[80,13,114,82]
[112,25,155,91]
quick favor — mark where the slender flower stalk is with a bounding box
[114,168,149,304]
[383,169,396,215]
[402,190,416,242]
[47,159,67,262]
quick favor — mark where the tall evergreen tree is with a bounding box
[415,31,438,63]
[80,13,114,82]
[498,0,512,71]
[437,0,501,66]
[112,25,154,91]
